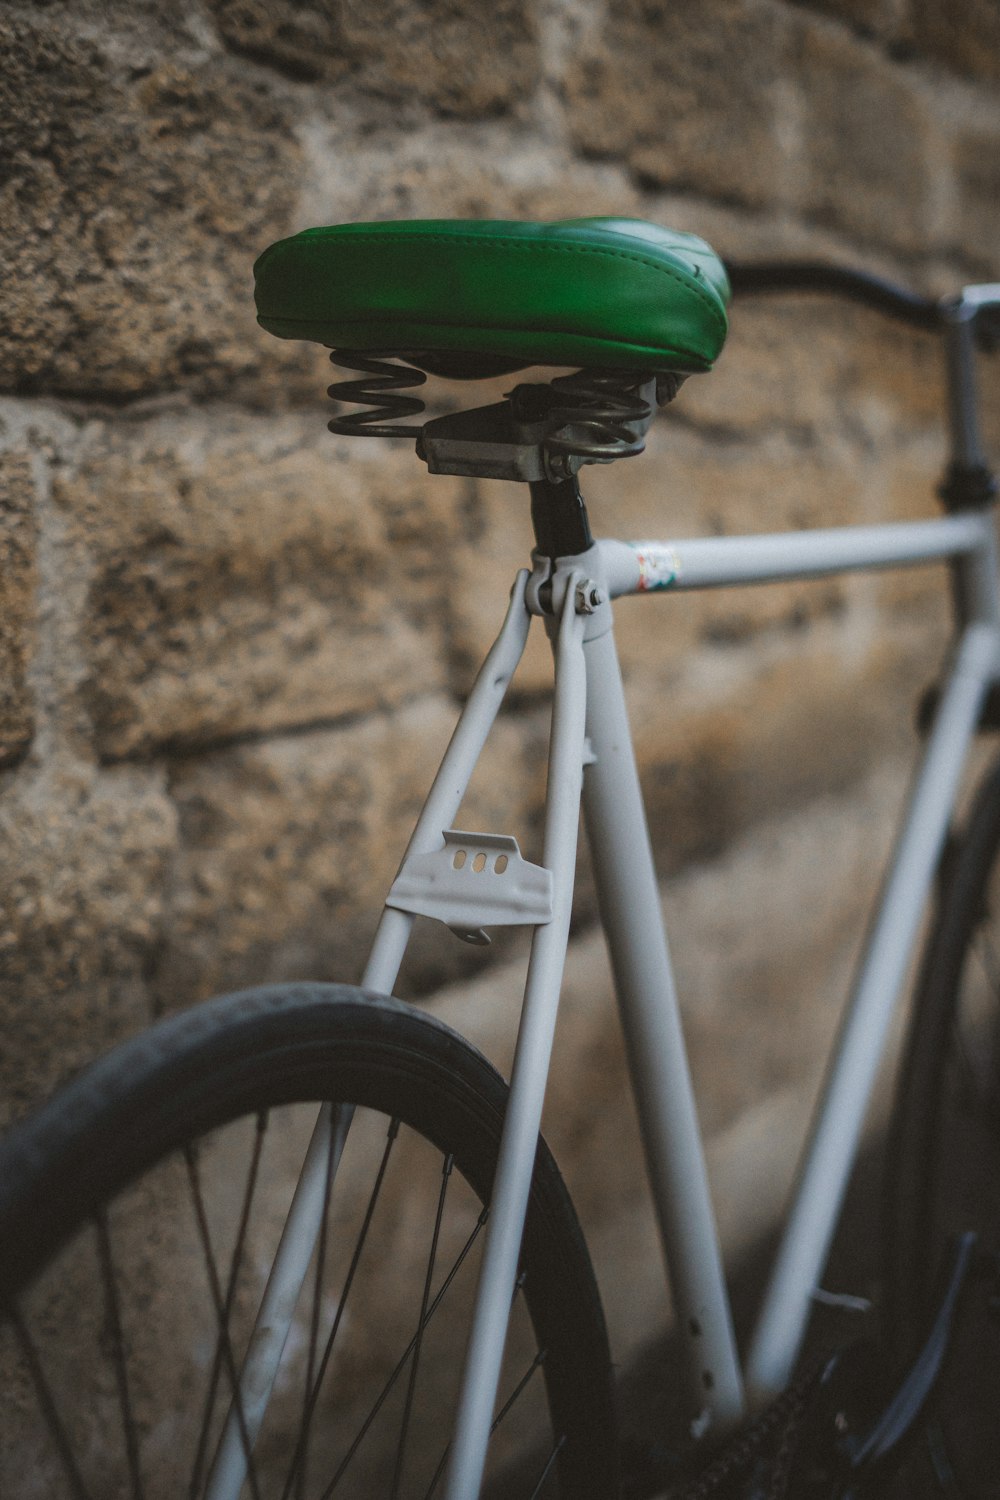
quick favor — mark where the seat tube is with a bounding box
[581,621,745,1434]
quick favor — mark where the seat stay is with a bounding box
[443,574,591,1500]
[204,578,534,1500]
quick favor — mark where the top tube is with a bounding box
[724,260,941,332]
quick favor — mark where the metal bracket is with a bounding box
[386,829,554,943]
[416,374,658,483]
[418,400,570,483]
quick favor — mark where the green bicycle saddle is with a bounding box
[253,217,730,375]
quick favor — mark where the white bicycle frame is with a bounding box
[206,300,1000,1500]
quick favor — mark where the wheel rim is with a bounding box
[889,782,1000,1499]
[920,891,1000,1498]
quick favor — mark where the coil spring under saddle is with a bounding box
[327,352,427,438]
[326,352,672,480]
[539,369,655,469]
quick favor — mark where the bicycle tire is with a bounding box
[884,754,1000,1497]
[0,982,619,1500]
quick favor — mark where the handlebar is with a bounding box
[723,260,999,488]
[724,260,1000,351]
[725,260,941,332]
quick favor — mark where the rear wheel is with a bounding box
[885,756,1000,1496]
[0,983,619,1500]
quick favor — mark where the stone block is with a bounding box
[791,0,911,41]
[836,316,948,439]
[881,441,947,523]
[875,556,949,621]
[626,606,942,884]
[156,695,548,1007]
[59,411,453,758]
[209,0,539,115]
[563,0,793,208]
[0,9,303,400]
[0,760,177,1129]
[340,0,540,117]
[794,21,937,252]
[952,123,1000,272]
[688,298,945,443]
[206,0,352,83]
[912,0,1000,82]
[0,451,37,766]
[680,302,846,438]
[873,445,959,616]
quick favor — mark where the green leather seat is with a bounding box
[253,217,730,375]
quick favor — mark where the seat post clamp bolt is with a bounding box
[575,581,607,614]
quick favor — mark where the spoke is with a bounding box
[421,1276,539,1500]
[527,1437,565,1500]
[184,1144,263,1500]
[490,1347,546,1433]
[5,1299,94,1500]
[189,1112,268,1500]
[280,1117,401,1500]
[421,1348,547,1500]
[297,1107,339,1500]
[316,1206,490,1500]
[423,1441,451,1500]
[95,1211,146,1500]
[390,1153,453,1500]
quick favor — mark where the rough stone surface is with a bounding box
[952,121,1000,268]
[60,414,454,759]
[0,451,37,766]
[209,0,540,115]
[564,0,792,207]
[912,0,1000,82]
[794,19,937,251]
[0,759,177,1129]
[792,0,911,41]
[683,299,947,439]
[0,6,302,399]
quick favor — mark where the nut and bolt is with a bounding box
[575,581,607,614]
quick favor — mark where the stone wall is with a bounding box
[2,0,999,1307]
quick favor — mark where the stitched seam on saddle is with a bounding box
[285,233,728,337]
[256,313,706,364]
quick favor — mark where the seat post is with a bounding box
[529,474,595,561]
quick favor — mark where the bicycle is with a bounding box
[1,217,998,1500]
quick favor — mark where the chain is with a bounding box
[662,1363,824,1500]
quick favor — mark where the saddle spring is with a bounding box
[327,352,427,438]
[537,369,658,469]
[326,353,675,475]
